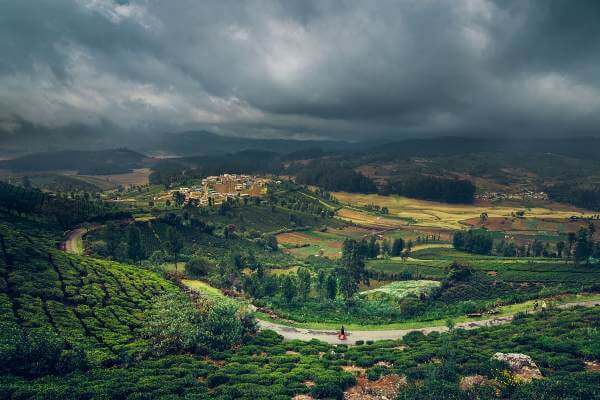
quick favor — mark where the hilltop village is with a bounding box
[156,174,271,206]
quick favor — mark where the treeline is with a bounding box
[0,182,129,229]
[243,237,409,307]
[547,184,600,211]
[295,162,377,193]
[387,176,476,203]
[452,229,494,254]
[453,226,600,264]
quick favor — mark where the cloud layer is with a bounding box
[1,0,600,145]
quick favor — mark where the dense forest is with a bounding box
[547,184,600,211]
[0,182,129,229]
[387,176,476,204]
[295,162,377,193]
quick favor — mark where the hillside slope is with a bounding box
[0,221,178,366]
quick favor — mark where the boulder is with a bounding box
[492,352,542,381]
[343,374,406,400]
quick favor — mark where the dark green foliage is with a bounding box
[391,238,405,256]
[297,267,311,301]
[453,229,494,255]
[445,262,472,282]
[295,161,377,193]
[0,181,129,229]
[185,256,214,277]
[388,175,476,204]
[127,225,144,263]
[282,275,297,304]
[547,183,600,211]
[0,321,87,378]
[0,220,179,367]
[326,273,338,300]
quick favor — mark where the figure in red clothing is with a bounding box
[338,325,347,340]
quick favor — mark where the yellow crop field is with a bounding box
[79,168,152,188]
[336,207,407,229]
[332,192,590,230]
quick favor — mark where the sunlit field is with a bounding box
[332,192,592,230]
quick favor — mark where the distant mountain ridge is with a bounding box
[0,148,146,174]
[363,136,600,160]
[149,130,357,156]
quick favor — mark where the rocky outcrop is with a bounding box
[343,374,406,400]
[492,352,542,381]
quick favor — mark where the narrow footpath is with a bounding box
[257,300,600,344]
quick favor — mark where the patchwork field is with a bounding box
[462,216,598,240]
[277,226,372,259]
[336,207,408,229]
[331,192,592,230]
[368,247,600,284]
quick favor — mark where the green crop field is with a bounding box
[361,280,441,299]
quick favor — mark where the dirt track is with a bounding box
[257,300,600,344]
[64,227,88,254]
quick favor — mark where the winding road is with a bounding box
[64,224,104,255]
[64,227,88,255]
[257,300,600,344]
[61,223,599,345]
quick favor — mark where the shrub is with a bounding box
[0,322,87,378]
[185,256,214,277]
[198,301,245,352]
[142,293,251,355]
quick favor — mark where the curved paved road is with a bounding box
[257,300,600,344]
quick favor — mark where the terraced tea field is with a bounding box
[0,222,178,366]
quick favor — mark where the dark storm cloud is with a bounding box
[1,0,599,146]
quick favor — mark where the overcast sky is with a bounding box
[1,0,600,147]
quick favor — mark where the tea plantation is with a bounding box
[0,221,179,366]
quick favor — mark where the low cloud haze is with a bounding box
[1,0,600,149]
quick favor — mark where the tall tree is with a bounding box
[391,238,404,256]
[105,222,120,259]
[281,275,297,304]
[165,226,183,271]
[339,239,368,303]
[574,228,591,265]
[325,273,337,300]
[127,225,144,264]
[296,268,311,301]
[316,270,327,300]
[367,236,379,258]
[567,232,577,262]
[556,241,565,259]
